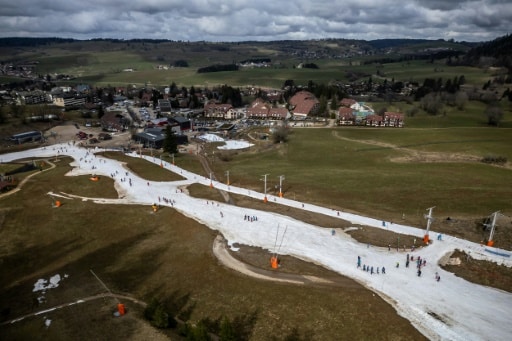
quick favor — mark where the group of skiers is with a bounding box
[244,214,258,222]
[356,252,440,281]
[357,256,386,275]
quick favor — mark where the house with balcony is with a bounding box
[53,93,86,110]
[19,90,51,105]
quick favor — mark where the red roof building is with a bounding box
[289,91,319,118]
[338,107,355,125]
[204,101,233,119]
[365,114,383,127]
[340,98,357,107]
[384,112,405,127]
[247,98,289,120]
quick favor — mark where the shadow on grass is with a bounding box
[196,309,260,341]
[271,327,315,341]
[0,232,156,323]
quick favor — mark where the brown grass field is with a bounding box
[1,139,511,340]
[0,156,427,340]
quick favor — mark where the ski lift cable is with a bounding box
[277,225,288,254]
[272,224,280,256]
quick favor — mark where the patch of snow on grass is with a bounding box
[33,274,62,292]
[198,133,224,142]
[198,133,253,150]
[218,140,254,150]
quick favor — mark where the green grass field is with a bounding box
[205,127,512,240]
[55,58,498,89]
[5,41,500,89]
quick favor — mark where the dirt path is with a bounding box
[0,292,146,326]
[0,159,56,200]
[331,130,511,168]
[213,235,361,288]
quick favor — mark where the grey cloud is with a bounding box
[0,0,507,42]
[414,0,467,11]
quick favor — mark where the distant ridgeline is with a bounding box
[1,35,510,70]
[0,37,170,47]
[0,37,76,47]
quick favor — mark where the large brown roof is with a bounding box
[289,91,319,116]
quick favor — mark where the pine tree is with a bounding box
[330,95,338,111]
[163,125,178,154]
[219,317,236,341]
[152,305,169,328]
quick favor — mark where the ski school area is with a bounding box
[2,142,512,341]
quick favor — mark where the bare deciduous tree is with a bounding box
[485,104,503,126]
[420,93,443,115]
[455,91,469,110]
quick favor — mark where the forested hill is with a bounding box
[464,34,512,69]
[0,36,480,50]
[366,38,474,49]
[0,37,75,46]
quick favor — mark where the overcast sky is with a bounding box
[0,0,509,42]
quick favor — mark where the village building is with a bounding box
[337,99,404,127]
[246,98,290,120]
[226,107,245,120]
[338,107,355,125]
[365,114,384,127]
[340,98,357,107]
[100,111,129,132]
[52,93,87,110]
[131,127,188,149]
[170,116,192,132]
[383,111,405,127]
[158,99,172,115]
[18,90,52,105]
[138,91,153,107]
[204,101,233,119]
[9,131,44,144]
[289,91,320,119]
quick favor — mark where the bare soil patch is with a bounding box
[441,250,512,293]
